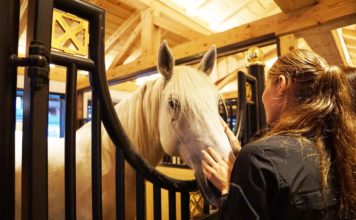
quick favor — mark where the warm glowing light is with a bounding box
[50,64,56,68]
[209,22,220,32]
[265,57,278,69]
[186,7,196,16]
[135,73,161,86]
[78,70,89,76]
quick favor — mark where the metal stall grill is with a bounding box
[0,0,254,219]
[0,0,207,219]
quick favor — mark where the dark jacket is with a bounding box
[219,135,339,220]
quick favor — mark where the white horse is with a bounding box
[15,42,232,219]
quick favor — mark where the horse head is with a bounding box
[157,41,232,205]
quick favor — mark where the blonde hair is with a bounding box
[266,49,356,218]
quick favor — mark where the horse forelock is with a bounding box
[168,66,220,125]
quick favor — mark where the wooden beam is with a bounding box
[19,0,28,37]
[342,28,356,39]
[122,0,212,35]
[348,47,356,54]
[274,0,319,13]
[152,15,205,40]
[115,0,148,10]
[215,0,251,26]
[344,37,356,46]
[109,21,142,69]
[279,34,298,55]
[262,48,278,62]
[216,72,238,90]
[96,1,133,18]
[110,81,138,93]
[105,12,140,54]
[77,0,356,89]
[331,29,351,65]
[152,11,161,59]
[191,0,211,11]
[141,9,154,56]
[300,30,343,65]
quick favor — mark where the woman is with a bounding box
[343,66,356,112]
[202,49,356,219]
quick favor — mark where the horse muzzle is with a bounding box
[195,170,222,206]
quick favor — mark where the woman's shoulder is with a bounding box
[243,135,314,153]
[239,135,317,165]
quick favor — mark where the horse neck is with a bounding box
[115,79,165,165]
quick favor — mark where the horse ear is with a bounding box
[198,46,217,76]
[157,41,175,79]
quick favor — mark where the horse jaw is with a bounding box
[165,115,232,206]
[179,124,231,206]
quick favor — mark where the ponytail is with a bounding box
[266,49,356,218]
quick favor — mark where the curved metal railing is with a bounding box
[234,71,247,140]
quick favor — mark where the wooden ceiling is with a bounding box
[17,0,356,92]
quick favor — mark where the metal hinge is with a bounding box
[10,40,50,90]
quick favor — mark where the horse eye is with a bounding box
[168,98,179,110]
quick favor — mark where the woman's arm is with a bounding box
[203,143,280,219]
[202,147,235,194]
[202,120,239,194]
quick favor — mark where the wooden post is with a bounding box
[279,34,298,56]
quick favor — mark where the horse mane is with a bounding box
[114,77,166,165]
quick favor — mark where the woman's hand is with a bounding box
[202,147,236,195]
[221,118,241,155]
[201,120,241,195]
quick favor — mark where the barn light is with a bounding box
[78,70,89,76]
[135,73,161,86]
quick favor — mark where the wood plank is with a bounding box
[114,0,148,10]
[77,0,356,89]
[141,9,154,56]
[279,34,298,55]
[300,30,343,65]
[263,47,278,61]
[108,21,142,69]
[152,11,161,59]
[153,15,205,40]
[342,28,356,40]
[105,11,126,26]
[344,37,356,46]
[342,28,356,39]
[123,0,212,35]
[19,0,28,37]
[105,12,140,53]
[110,81,138,92]
[331,29,351,65]
[164,32,189,45]
[216,0,251,26]
[348,47,356,54]
[96,0,134,19]
[274,0,319,13]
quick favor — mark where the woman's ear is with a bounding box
[277,75,288,96]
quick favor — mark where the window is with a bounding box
[48,94,63,138]
[15,90,65,138]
